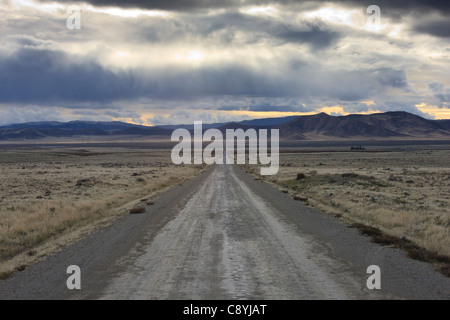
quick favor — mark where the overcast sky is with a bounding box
[0,0,449,125]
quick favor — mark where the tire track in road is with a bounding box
[98,165,379,299]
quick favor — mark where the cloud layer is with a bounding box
[0,0,448,124]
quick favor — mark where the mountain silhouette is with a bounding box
[0,112,449,141]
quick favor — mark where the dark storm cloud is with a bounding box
[351,0,450,14]
[373,68,409,89]
[0,49,137,103]
[35,0,450,43]
[219,106,244,111]
[71,110,99,116]
[0,47,411,104]
[218,104,306,112]
[273,24,340,49]
[0,48,286,103]
[64,105,123,110]
[97,10,341,51]
[323,0,450,17]
[414,17,450,38]
[190,12,341,49]
[428,82,450,105]
[428,82,444,93]
[248,105,306,112]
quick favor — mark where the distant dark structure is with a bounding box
[350,145,366,151]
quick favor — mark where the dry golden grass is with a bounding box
[243,149,450,261]
[0,148,204,278]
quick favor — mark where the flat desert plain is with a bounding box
[1,142,449,279]
[243,147,450,275]
[0,147,204,278]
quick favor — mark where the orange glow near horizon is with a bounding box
[224,110,317,119]
[416,103,450,120]
[361,100,376,106]
[318,104,385,117]
[319,106,345,115]
[106,105,450,127]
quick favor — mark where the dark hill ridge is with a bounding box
[0,128,110,140]
[276,112,450,140]
[0,112,449,141]
[436,119,450,131]
[158,116,296,131]
[0,121,143,132]
[0,121,173,140]
[117,127,173,136]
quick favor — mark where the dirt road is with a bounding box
[0,164,448,299]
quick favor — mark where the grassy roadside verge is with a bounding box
[242,162,450,277]
[349,223,450,276]
[0,162,206,280]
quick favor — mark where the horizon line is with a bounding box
[2,110,449,127]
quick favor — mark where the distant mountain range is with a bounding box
[0,120,172,140]
[0,112,449,141]
[275,112,450,140]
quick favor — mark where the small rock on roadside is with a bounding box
[130,207,146,214]
[293,195,308,202]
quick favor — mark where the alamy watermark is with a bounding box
[171,121,279,175]
[366,265,381,290]
[367,5,381,26]
[66,5,81,30]
[66,265,81,290]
